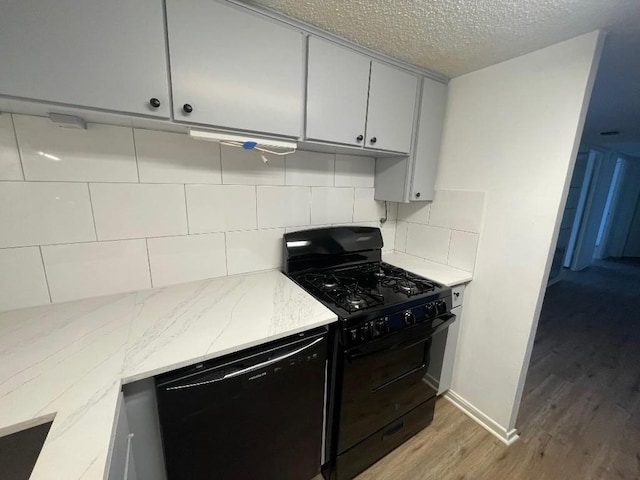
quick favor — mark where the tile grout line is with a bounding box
[445,229,453,265]
[351,187,356,223]
[132,128,141,183]
[145,238,154,288]
[223,232,229,275]
[183,184,190,234]
[38,246,53,304]
[9,114,27,181]
[86,183,99,241]
[0,226,287,251]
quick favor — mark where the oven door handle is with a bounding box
[346,313,455,361]
[371,362,428,393]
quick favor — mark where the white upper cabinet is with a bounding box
[166,0,304,137]
[306,38,371,147]
[409,76,448,201]
[366,62,419,154]
[374,76,448,203]
[305,40,418,154]
[0,0,170,118]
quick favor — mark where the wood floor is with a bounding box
[355,259,640,480]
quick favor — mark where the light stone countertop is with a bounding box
[0,270,337,480]
[383,252,473,286]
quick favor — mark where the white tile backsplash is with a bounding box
[381,221,396,251]
[334,154,375,187]
[428,190,485,233]
[135,129,222,184]
[186,185,257,233]
[353,187,383,222]
[0,114,406,310]
[147,233,227,287]
[405,223,451,264]
[285,151,334,186]
[221,145,285,185]
[90,183,187,240]
[0,182,96,248]
[226,228,284,275]
[257,186,310,228]
[311,187,354,224]
[14,114,138,182]
[398,201,430,224]
[447,230,479,272]
[0,247,50,311]
[394,220,408,252]
[42,240,151,303]
[0,114,22,180]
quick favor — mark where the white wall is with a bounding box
[0,113,396,312]
[433,31,604,433]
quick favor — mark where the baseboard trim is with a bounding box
[444,390,520,446]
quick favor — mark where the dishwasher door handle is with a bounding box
[164,337,324,391]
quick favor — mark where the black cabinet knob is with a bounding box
[149,98,161,108]
[183,104,193,114]
[356,135,364,143]
[370,137,377,144]
[415,192,421,198]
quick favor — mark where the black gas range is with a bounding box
[283,226,455,480]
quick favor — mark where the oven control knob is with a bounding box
[349,328,359,344]
[436,300,447,314]
[424,303,437,318]
[374,318,388,336]
[361,324,372,341]
[403,310,415,325]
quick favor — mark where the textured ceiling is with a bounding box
[245,0,640,78]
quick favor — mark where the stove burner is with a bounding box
[345,294,367,309]
[397,280,418,294]
[322,279,339,290]
[372,269,386,278]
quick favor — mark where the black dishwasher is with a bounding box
[155,327,328,480]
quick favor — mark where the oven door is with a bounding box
[337,314,454,453]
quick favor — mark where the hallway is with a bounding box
[357,259,640,479]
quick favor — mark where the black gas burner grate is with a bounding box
[300,272,385,313]
[297,263,438,313]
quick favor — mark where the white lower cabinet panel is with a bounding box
[108,393,137,480]
[427,304,462,394]
[122,379,167,480]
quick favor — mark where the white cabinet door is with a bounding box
[306,37,371,146]
[0,0,170,118]
[166,0,303,137]
[108,394,132,480]
[374,75,448,203]
[409,77,448,201]
[366,62,418,153]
